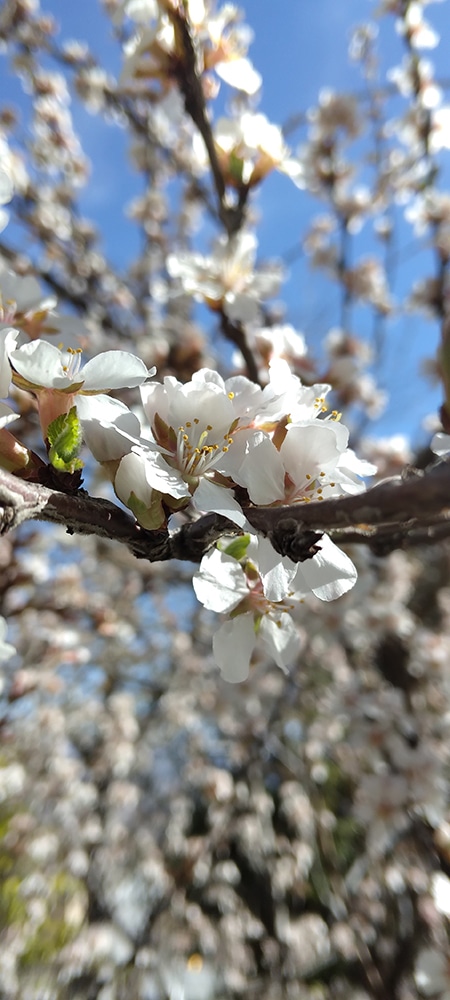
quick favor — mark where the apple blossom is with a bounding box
[108,368,249,528]
[5,338,154,439]
[202,5,262,94]
[193,541,300,682]
[166,231,284,323]
[212,112,302,187]
[0,267,89,343]
[193,531,358,682]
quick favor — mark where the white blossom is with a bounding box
[167,232,283,323]
[0,615,15,663]
[193,543,300,682]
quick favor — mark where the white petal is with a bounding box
[0,615,15,663]
[77,394,142,461]
[212,614,255,682]
[139,450,190,499]
[114,451,154,507]
[0,327,20,397]
[193,478,247,527]
[193,548,247,612]
[0,402,18,427]
[257,536,298,602]
[81,351,151,390]
[431,872,450,917]
[9,340,73,389]
[235,431,285,505]
[280,422,347,482]
[431,432,450,456]
[293,534,357,601]
[260,614,299,671]
[215,58,262,95]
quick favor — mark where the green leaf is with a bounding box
[47,406,83,473]
[222,534,251,561]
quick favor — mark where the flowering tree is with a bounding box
[1,0,450,997]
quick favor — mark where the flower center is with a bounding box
[245,573,295,619]
[176,417,233,477]
[60,346,83,380]
[286,469,337,504]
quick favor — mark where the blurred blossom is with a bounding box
[167,231,284,323]
[0,614,15,662]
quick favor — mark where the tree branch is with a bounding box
[1,461,450,564]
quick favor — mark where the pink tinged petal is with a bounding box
[193,549,247,613]
[235,432,285,504]
[293,534,357,601]
[138,451,191,499]
[257,536,297,602]
[192,478,247,527]
[81,352,152,391]
[212,614,255,683]
[259,614,299,671]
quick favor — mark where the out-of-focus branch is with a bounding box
[220,312,260,385]
[168,4,248,237]
[1,462,450,564]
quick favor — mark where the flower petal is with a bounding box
[77,394,142,461]
[81,352,152,390]
[133,450,190,500]
[193,478,247,527]
[193,548,247,613]
[212,614,255,682]
[234,431,285,505]
[0,327,20,397]
[9,340,75,389]
[293,534,357,601]
[256,536,298,602]
[260,614,299,671]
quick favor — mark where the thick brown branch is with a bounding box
[1,461,450,564]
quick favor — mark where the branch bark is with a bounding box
[1,461,450,564]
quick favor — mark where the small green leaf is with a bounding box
[47,406,83,472]
[222,534,251,561]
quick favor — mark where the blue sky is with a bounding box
[3,0,450,442]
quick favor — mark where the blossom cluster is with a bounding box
[0,262,374,680]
